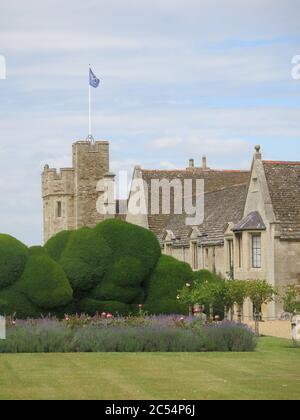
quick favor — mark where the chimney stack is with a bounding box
[202,156,207,169]
[189,158,195,168]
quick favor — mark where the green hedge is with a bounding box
[44,230,73,261]
[0,282,40,318]
[193,269,217,283]
[95,219,161,284]
[0,234,28,289]
[144,255,193,315]
[90,279,144,304]
[77,298,132,316]
[0,220,200,318]
[57,228,112,292]
[20,249,73,309]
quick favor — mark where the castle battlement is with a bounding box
[42,140,113,243]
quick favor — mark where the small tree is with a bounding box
[178,272,232,321]
[227,280,248,322]
[247,280,277,336]
[282,286,300,315]
[177,282,194,315]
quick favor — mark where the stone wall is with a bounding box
[42,140,110,243]
[73,141,109,229]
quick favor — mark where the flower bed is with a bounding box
[0,315,257,353]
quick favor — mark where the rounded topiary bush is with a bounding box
[77,298,131,316]
[144,255,193,314]
[0,234,28,289]
[94,220,161,303]
[0,282,40,318]
[90,279,144,304]
[44,230,73,261]
[95,219,161,279]
[20,249,73,309]
[110,257,144,287]
[57,227,112,292]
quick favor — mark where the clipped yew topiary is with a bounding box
[55,227,112,292]
[90,279,144,304]
[95,220,161,277]
[94,220,161,303]
[44,230,73,262]
[77,298,132,316]
[144,255,193,315]
[20,247,73,309]
[0,234,28,289]
[0,282,40,318]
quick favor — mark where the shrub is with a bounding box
[57,228,112,292]
[0,282,40,318]
[0,234,28,289]
[0,318,256,353]
[144,255,193,314]
[201,322,257,352]
[90,279,144,304]
[95,219,161,287]
[20,249,73,309]
[0,322,74,353]
[193,269,219,283]
[44,230,73,261]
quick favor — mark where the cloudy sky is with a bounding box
[0,0,300,245]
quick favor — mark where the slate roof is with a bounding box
[263,161,300,240]
[233,211,266,232]
[157,183,248,247]
[141,168,250,241]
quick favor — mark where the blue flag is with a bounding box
[89,68,100,88]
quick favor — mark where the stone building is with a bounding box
[42,140,115,243]
[126,146,300,319]
[42,140,300,319]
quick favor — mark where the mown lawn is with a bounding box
[0,337,299,400]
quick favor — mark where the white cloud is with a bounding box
[148,137,182,149]
[1,0,300,245]
[159,160,177,169]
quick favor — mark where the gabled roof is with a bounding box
[141,168,250,239]
[262,161,300,240]
[233,211,266,232]
[159,183,248,247]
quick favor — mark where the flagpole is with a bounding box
[88,64,92,139]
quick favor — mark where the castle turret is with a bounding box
[42,140,114,243]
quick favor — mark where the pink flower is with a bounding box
[179,316,185,321]
[12,321,16,326]
[64,315,70,321]
[101,312,107,317]
[106,313,113,319]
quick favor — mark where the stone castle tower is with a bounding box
[42,140,115,243]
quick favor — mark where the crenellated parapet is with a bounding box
[42,139,114,243]
[42,166,75,198]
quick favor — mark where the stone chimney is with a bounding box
[202,156,207,169]
[254,145,262,160]
[189,158,195,168]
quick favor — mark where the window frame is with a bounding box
[191,241,198,270]
[56,201,62,218]
[251,234,262,269]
